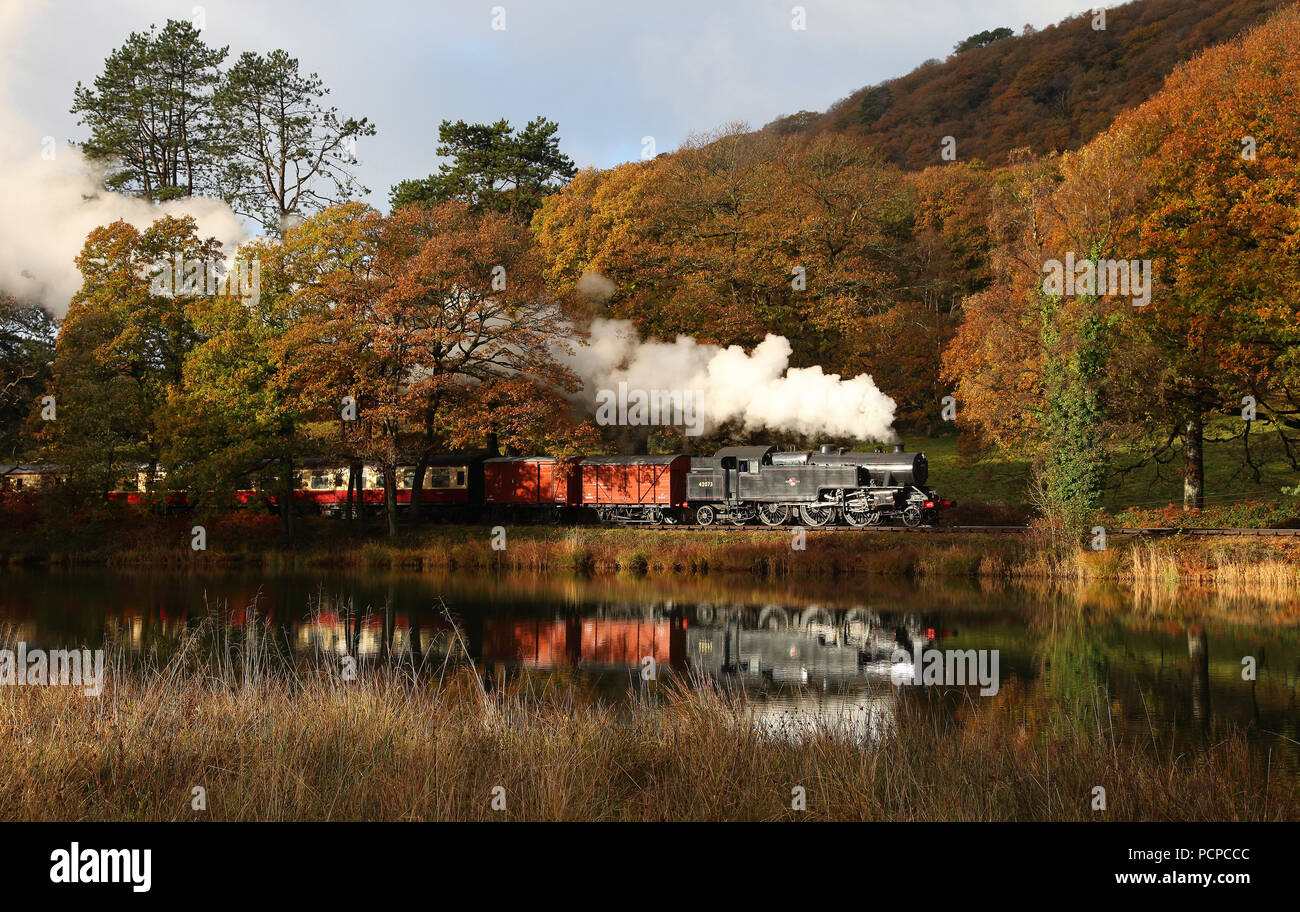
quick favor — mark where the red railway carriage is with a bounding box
[416,454,484,509]
[270,455,485,516]
[580,455,689,524]
[483,457,582,508]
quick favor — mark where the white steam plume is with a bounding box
[0,5,247,315]
[564,317,897,442]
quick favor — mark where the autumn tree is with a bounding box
[380,202,588,522]
[46,217,223,497]
[784,0,1289,171]
[533,127,923,435]
[1109,5,1300,508]
[942,136,1148,532]
[269,203,386,531]
[946,6,1300,518]
[161,238,314,540]
[276,201,587,536]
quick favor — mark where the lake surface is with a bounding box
[2,568,1298,766]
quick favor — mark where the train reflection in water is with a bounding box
[482,605,938,682]
[83,592,943,739]
[481,604,943,740]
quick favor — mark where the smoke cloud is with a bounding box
[565,317,897,442]
[0,5,247,316]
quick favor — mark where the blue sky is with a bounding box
[11,0,1097,210]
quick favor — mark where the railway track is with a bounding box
[643,523,1300,537]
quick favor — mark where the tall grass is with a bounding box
[0,617,1292,822]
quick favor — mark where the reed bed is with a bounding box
[0,619,1292,822]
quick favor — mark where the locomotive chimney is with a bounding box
[893,443,905,453]
[819,444,839,454]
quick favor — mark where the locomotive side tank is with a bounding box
[787,443,928,487]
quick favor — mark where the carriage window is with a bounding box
[401,469,416,488]
[309,471,337,490]
[738,460,749,473]
[427,467,463,488]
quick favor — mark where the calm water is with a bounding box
[2,568,1298,765]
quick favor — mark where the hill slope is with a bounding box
[765,0,1290,169]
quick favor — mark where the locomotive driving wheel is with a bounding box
[902,505,923,527]
[695,504,716,526]
[757,503,790,526]
[842,504,874,526]
[799,504,837,527]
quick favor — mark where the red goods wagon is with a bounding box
[482,617,686,670]
[482,619,572,667]
[580,618,684,668]
[483,457,582,507]
[580,456,688,523]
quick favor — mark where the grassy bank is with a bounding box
[1,636,1290,822]
[5,513,1300,586]
[920,423,1300,516]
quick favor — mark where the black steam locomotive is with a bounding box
[685,443,949,527]
[5,441,950,528]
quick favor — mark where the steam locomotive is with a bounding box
[0,441,951,528]
[682,443,946,527]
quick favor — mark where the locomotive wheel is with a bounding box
[729,509,750,526]
[902,505,923,527]
[757,503,790,526]
[842,506,874,527]
[799,504,836,527]
[695,505,716,526]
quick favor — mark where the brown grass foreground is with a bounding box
[0,640,1292,822]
